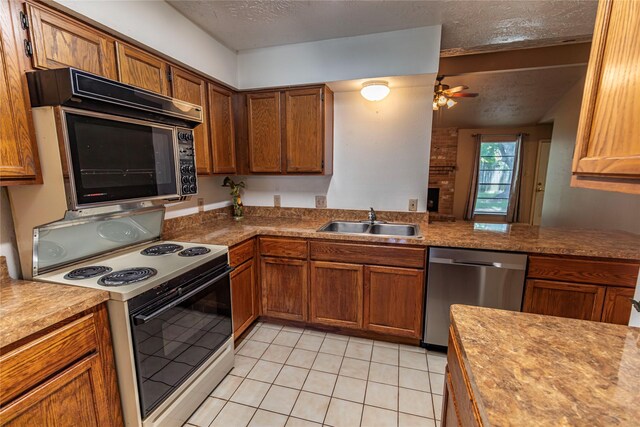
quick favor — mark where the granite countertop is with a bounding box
[450,305,640,426]
[164,208,640,260]
[0,257,109,349]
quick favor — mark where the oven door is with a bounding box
[61,108,180,209]
[129,265,232,419]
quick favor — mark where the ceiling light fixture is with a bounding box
[361,81,390,101]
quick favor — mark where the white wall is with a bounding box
[238,26,441,89]
[241,87,432,211]
[53,0,238,86]
[164,176,231,219]
[0,189,21,278]
[541,78,640,234]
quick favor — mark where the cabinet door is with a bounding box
[247,92,281,173]
[170,67,210,174]
[27,4,117,79]
[261,257,307,321]
[364,266,424,338]
[601,286,634,325]
[523,279,606,321]
[310,261,363,329]
[230,259,257,337]
[208,84,237,174]
[116,42,169,95]
[285,88,323,173]
[572,0,640,193]
[1,0,39,181]
[0,355,113,426]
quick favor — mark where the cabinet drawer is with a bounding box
[528,256,639,287]
[260,237,308,259]
[230,239,255,267]
[0,314,98,406]
[310,241,425,268]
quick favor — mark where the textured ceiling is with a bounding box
[167,0,597,52]
[431,65,586,128]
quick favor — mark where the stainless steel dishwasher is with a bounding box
[424,247,527,347]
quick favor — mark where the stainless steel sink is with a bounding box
[317,221,370,234]
[369,223,419,237]
[317,220,420,237]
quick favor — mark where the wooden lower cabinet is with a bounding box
[364,266,424,339]
[261,257,308,321]
[0,304,122,426]
[310,261,363,329]
[231,259,258,338]
[523,279,606,321]
[601,286,635,325]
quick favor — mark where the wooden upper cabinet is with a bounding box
[364,266,424,338]
[285,88,324,173]
[310,261,363,329]
[208,84,237,174]
[26,4,117,79]
[572,0,640,194]
[247,92,282,173]
[116,42,169,95]
[523,279,606,321]
[169,67,210,174]
[1,0,39,183]
[601,286,634,325]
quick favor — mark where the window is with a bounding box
[473,140,518,215]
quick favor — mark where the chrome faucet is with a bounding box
[368,207,377,224]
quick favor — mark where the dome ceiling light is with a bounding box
[361,81,390,101]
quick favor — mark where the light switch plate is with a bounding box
[408,199,418,212]
[315,195,327,209]
[197,198,205,213]
[274,195,281,207]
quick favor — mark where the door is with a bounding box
[285,88,323,173]
[208,84,237,174]
[231,260,257,337]
[310,261,363,329]
[261,257,307,321]
[116,42,169,95]
[26,3,117,79]
[601,286,634,325]
[0,0,39,181]
[0,355,113,427]
[572,0,640,193]
[531,139,551,225]
[247,92,281,173]
[364,266,424,338]
[522,279,606,321]
[170,67,210,174]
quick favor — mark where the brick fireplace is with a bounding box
[429,128,458,221]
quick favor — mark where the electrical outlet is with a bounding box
[315,195,327,209]
[197,198,205,213]
[408,199,418,212]
[274,195,281,207]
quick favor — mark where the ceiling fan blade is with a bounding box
[445,85,468,94]
[451,92,479,98]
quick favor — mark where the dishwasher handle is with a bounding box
[429,256,525,270]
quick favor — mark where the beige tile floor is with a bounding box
[184,322,445,427]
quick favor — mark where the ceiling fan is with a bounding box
[433,75,478,110]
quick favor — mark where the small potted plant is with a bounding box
[222,177,246,220]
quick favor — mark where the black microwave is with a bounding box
[28,68,202,210]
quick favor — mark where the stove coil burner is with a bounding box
[178,247,211,257]
[98,267,157,286]
[140,244,184,256]
[64,266,112,280]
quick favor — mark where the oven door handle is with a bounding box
[133,266,233,325]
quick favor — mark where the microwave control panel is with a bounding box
[177,129,197,196]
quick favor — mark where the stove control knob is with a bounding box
[189,184,197,193]
[182,184,190,193]
[188,165,195,174]
[180,165,189,174]
[181,176,190,184]
[189,175,196,184]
